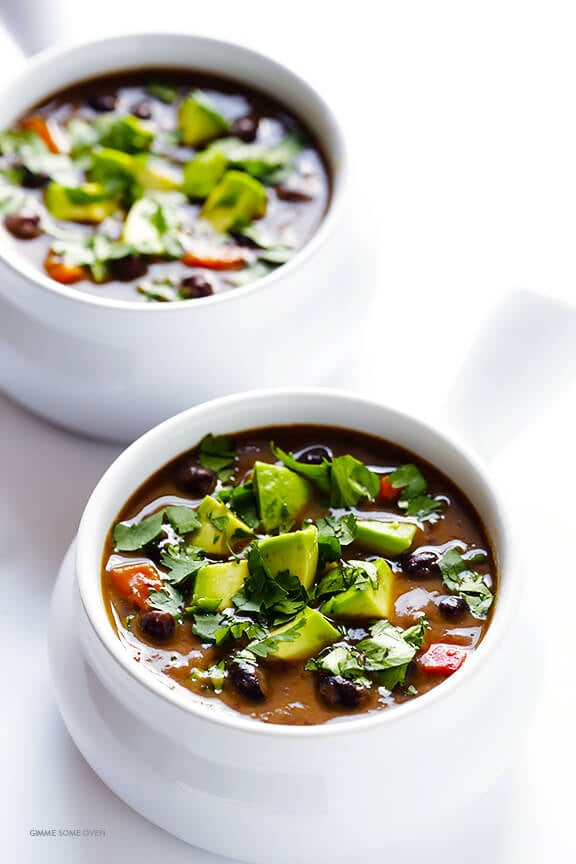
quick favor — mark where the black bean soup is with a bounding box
[0,70,330,302]
[102,425,497,726]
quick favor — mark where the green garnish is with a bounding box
[146,82,179,104]
[438,548,494,619]
[315,513,358,562]
[113,505,200,551]
[146,582,183,616]
[388,464,443,521]
[232,542,309,625]
[314,561,377,601]
[198,433,237,482]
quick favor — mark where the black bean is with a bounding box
[317,674,370,709]
[131,101,152,120]
[4,212,42,240]
[438,595,468,619]
[176,462,216,496]
[403,549,440,578]
[140,610,175,642]
[88,93,118,112]
[110,255,148,281]
[297,445,332,465]
[228,660,268,702]
[276,183,314,203]
[179,274,214,299]
[20,165,50,189]
[230,116,259,143]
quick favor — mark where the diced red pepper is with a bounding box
[379,474,400,503]
[21,115,61,154]
[45,253,86,285]
[108,562,164,610]
[418,643,468,675]
[182,241,247,270]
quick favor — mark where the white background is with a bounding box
[0,2,575,862]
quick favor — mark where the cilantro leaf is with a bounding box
[239,616,305,660]
[388,464,443,522]
[113,505,201,552]
[306,644,372,688]
[438,548,494,619]
[191,609,267,646]
[330,455,380,507]
[232,542,309,625]
[146,82,179,103]
[113,511,164,551]
[314,561,378,600]
[198,433,236,482]
[315,513,357,562]
[270,443,331,493]
[160,544,205,584]
[147,582,183,616]
[222,481,260,529]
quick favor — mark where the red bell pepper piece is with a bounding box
[45,253,86,285]
[108,562,164,610]
[379,474,400,503]
[418,643,468,675]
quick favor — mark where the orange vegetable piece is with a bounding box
[21,115,61,154]
[108,562,164,610]
[182,240,247,270]
[45,252,86,285]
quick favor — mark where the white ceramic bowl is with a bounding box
[52,387,533,864]
[0,34,374,442]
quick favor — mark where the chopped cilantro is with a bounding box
[270,445,379,507]
[315,513,358,563]
[270,443,331,493]
[113,505,200,551]
[190,660,226,693]
[388,464,443,522]
[191,609,267,646]
[146,82,179,104]
[147,582,183,616]
[232,542,309,625]
[198,433,236,482]
[314,561,378,600]
[160,544,205,584]
[438,548,494,619]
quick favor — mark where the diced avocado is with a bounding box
[44,181,118,223]
[355,520,418,556]
[320,559,394,620]
[191,496,253,555]
[200,170,267,232]
[253,460,311,533]
[192,559,248,610]
[182,149,228,198]
[91,147,134,185]
[99,115,155,154]
[265,607,340,662]
[258,525,318,590]
[132,154,183,191]
[178,91,229,146]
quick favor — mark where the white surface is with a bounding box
[0,2,575,862]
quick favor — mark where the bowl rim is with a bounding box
[0,31,347,313]
[76,386,517,739]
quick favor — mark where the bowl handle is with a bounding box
[442,290,576,462]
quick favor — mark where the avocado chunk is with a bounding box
[91,147,134,186]
[253,460,312,532]
[258,525,318,591]
[182,149,228,198]
[263,607,340,662]
[192,559,249,610]
[132,154,183,191]
[320,558,394,620]
[99,115,155,153]
[355,520,418,556]
[44,181,118,223]
[191,496,253,555]
[178,91,229,146]
[200,170,267,232]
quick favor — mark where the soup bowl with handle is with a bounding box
[49,386,534,864]
[0,32,372,442]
